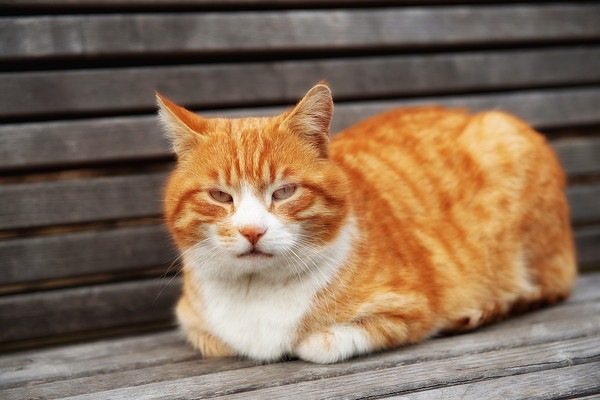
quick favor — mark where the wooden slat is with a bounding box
[382,363,600,400]
[2,310,596,394]
[26,335,600,399]
[0,172,169,230]
[0,273,598,397]
[2,170,598,232]
[552,136,600,177]
[1,87,599,171]
[576,227,600,270]
[0,0,531,9]
[0,175,560,239]
[0,222,595,290]
[0,225,174,286]
[1,5,599,61]
[2,47,599,118]
[0,278,181,343]
[568,184,600,226]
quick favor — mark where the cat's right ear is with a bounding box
[156,92,207,156]
[283,84,334,158]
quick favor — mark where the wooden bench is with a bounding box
[1,1,599,398]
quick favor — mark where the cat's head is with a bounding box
[157,84,351,281]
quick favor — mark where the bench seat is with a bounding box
[1,273,598,399]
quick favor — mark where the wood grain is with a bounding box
[0,0,535,9]
[0,225,174,286]
[552,136,600,178]
[0,172,169,230]
[0,278,181,343]
[382,362,600,400]
[0,274,597,379]
[39,335,599,399]
[576,227,600,270]
[2,47,599,118]
[2,5,599,60]
[1,87,599,171]
[2,171,597,231]
[0,222,596,288]
[567,184,600,225]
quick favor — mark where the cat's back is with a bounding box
[328,106,575,318]
[330,106,562,212]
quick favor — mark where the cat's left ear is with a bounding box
[156,92,208,157]
[283,84,333,158]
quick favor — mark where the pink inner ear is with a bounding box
[285,85,333,157]
[157,92,208,133]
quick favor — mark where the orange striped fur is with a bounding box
[157,84,576,363]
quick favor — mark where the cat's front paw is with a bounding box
[294,325,372,364]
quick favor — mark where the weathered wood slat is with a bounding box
[3,47,600,118]
[568,184,600,226]
[0,0,530,9]
[2,171,597,231]
[32,335,599,399]
[553,136,600,178]
[382,362,600,400]
[1,278,598,397]
[0,274,597,363]
[0,225,174,286]
[4,327,600,399]
[0,223,596,288]
[576,227,600,270]
[1,5,599,61]
[0,330,252,391]
[1,87,599,171]
[0,172,169,230]
[568,273,600,303]
[0,278,181,343]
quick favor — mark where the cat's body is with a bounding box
[157,84,576,364]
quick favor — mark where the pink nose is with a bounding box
[239,225,267,245]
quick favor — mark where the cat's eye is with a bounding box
[272,184,297,201]
[209,190,233,203]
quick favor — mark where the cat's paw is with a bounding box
[294,325,372,364]
[186,329,234,358]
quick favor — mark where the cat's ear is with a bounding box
[156,92,207,156]
[283,84,333,158]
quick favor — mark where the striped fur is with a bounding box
[157,84,576,363]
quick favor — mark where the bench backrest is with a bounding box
[1,0,599,349]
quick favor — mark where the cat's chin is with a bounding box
[236,249,273,258]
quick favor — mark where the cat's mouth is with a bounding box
[237,249,273,258]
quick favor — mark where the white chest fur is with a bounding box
[200,276,319,361]
[194,218,357,362]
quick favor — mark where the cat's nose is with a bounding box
[239,225,267,245]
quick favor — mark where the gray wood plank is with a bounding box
[2,170,597,231]
[0,222,595,288]
[0,331,200,389]
[1,87,599,171]
[0,0,531,9]
[2,5,599,60]
[576,227,600,271]
[46,335,600,399]
[0,172,169,230]
[568,184,600,226]
[383,362,600,400]
[0,224,174,286]
[552,136,600,178]
[569,274,600,303]
[4,310,599,398]
[0,278,181,343]
[3,47,599,118]
[0,274,598,393]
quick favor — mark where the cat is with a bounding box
[156,83,576,364]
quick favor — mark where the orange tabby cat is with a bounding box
[157,84,576,364]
